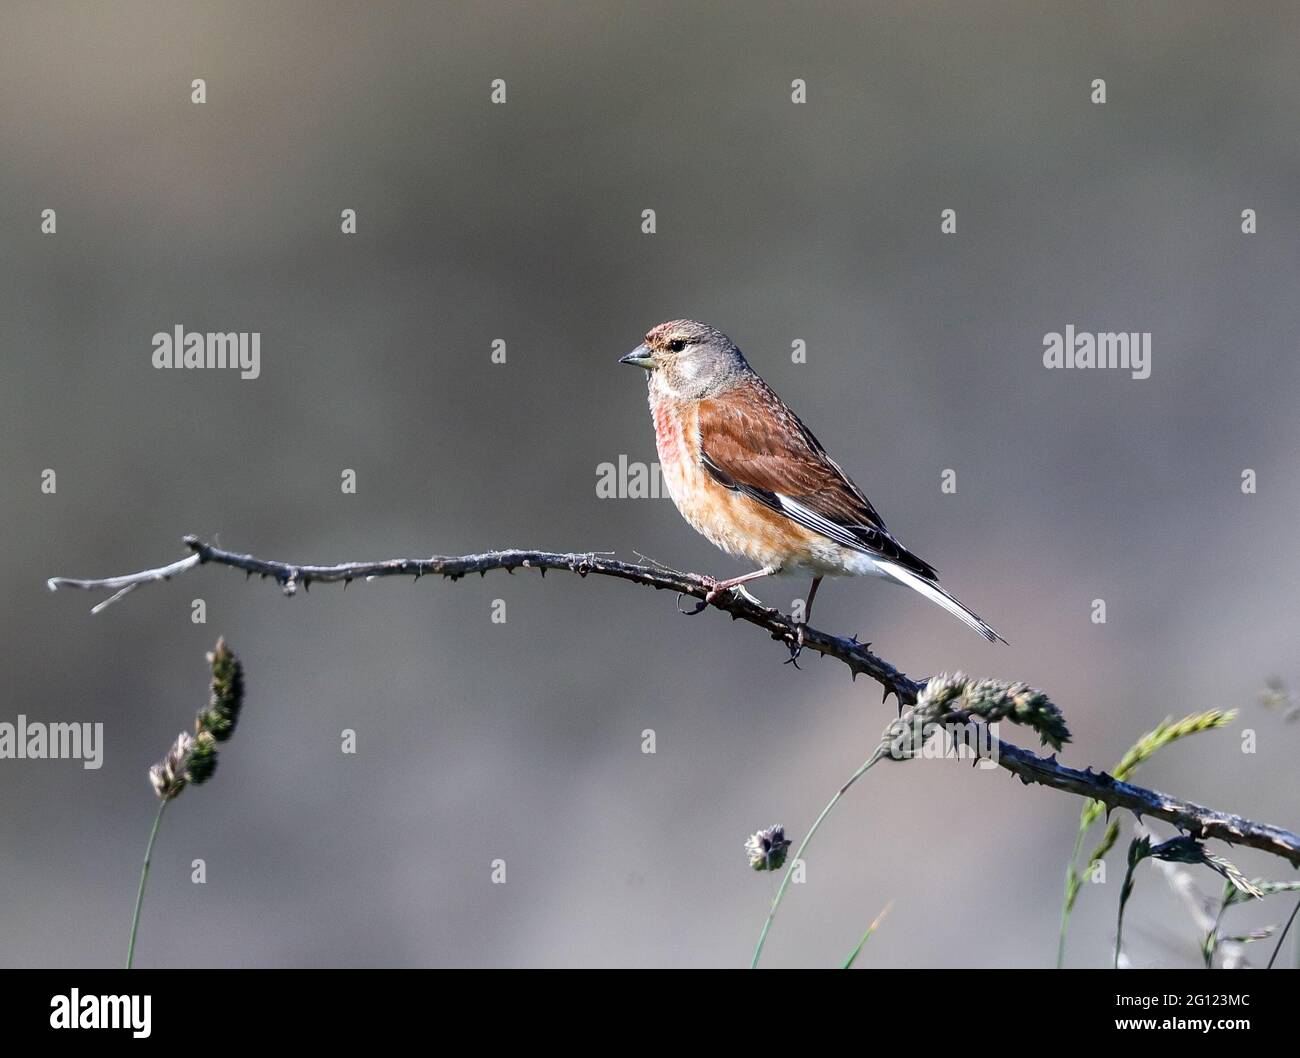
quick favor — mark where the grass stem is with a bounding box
[126,799,169,969]
[750,745,886,968]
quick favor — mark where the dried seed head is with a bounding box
[185,731,219,785]
[881,715,925,760]
[149,731,193,801]
[745,825,792,871]
[915,671,1070,750]
[198,637,244,742]
[147,639,246,800]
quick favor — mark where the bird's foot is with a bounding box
[678,576,766,615]
[680,572,771,616]
[783,622,808,667]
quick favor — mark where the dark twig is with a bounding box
[47,535,1300,867]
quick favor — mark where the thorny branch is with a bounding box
[48,534,1300,867]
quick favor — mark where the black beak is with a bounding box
[619,343,656,369]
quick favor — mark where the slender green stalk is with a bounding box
[1204,887,1233,969]
[840,901,893,969]
[1058,709,1235,967]
[750,744,887,969]
[1115,836,1151,969]
[1267,897,1300,969]
[1056,827,1089,968]
[126,799,169,969]
[1114,878,1132,968]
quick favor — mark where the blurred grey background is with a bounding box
[2,1,1299,968]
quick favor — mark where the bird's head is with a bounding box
[619,319,749,399]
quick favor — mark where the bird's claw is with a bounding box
[677,576,720,616]
[676,592,708,616]
[783,622,808,667]
[678,578,764,616]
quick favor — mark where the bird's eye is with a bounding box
[668,339,686,352]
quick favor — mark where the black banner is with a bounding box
[1,968,1292,1044]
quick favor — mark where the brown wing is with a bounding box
[696,380,938,579]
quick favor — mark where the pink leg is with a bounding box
[705,567,776,603]
[682,566,777,615]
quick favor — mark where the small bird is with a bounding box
[619,319,1005,643]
